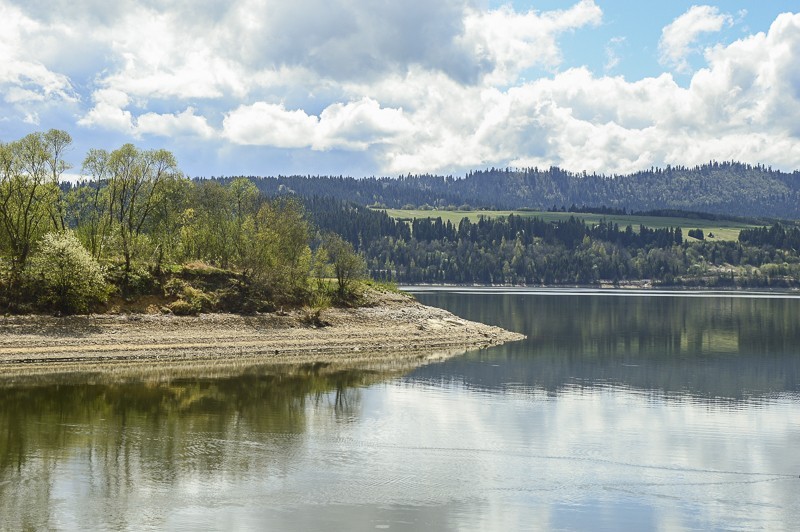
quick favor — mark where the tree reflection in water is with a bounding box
[0,362,399,529]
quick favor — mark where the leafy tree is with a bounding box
[240,197,311,303]
[324,233,366,299]
[76,148,116,259]
[42,129,73,231]
[28,231,110,313]
[102,144,180,282]
[182,178,259,268]
[148,175,192,271]
[0,133,60,281]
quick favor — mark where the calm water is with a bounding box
[2,288,800,531]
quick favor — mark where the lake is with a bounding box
[1,288,799,531]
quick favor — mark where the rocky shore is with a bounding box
[0,290,525,380]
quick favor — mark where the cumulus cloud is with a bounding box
[136,108,216,139]
[334,13,800,175]
[77,89,134,134]
[2,0,800,177]
[659,5,734,73]
[223,103,318,149]
[0,1,77,119]
[79,89,215,140]
[223,98,410,152]
[461,0,603,84]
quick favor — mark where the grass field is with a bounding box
[380,208,763,242]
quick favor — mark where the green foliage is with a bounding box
[28,231,110,313]
[382,208,752,242]
[168,299,199,316]
[7,129,800,312]
[104,263,155,297]
[81,143,182,284]
[180,178,258,268]
[687,228,705,240]
[324,233,367,301]
[307,197,800,288]
[241,197,312,304]
[164,278,215,314]
[363,279,401,293]
[0,131,66,276]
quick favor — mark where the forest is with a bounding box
[233,162,800,219]
[304,198,800,287]
[3,129,800,317]
[0,130,365,314]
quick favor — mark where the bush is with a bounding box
[29,232,110,314]
[164,277,215,313]
[104,263,155,297]
[168,299,199,316]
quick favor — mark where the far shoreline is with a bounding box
[402,282,800,293]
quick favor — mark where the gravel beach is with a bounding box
[0,290,524,379]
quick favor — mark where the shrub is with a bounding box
[164,277,215,313]
[29,231,110,314]
[168,299,199,316]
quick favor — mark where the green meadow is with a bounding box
[380,208,764,242]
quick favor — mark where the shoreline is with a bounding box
[402,282,800,292]
[0,290,525,380]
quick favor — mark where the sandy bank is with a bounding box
[0,290,524,379]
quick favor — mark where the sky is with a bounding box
[1,0,799,178]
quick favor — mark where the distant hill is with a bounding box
[217,161,800,220]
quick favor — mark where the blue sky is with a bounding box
[1,1,799,178]
[505,1,799,81]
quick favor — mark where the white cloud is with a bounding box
[2,0,800,178]
[222,98,410,152]
[223,103,318,149]
[315,98,412,151]
[335,12,800,176]
[79,90,215,140]
[462,0,603,85]
[0,2,76,111]
[604,37,626,73]
[136,108,216,139]
[77,89,134,133]
[659,5,733,73]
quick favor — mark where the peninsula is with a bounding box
[0,288,524,380]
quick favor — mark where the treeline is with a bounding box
[303,198,800,287]
[4,129,799,309]
[739,224,800,252]
[0,130,365,314]
[221,161,800,219]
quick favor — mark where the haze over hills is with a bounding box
[224,161,800,220]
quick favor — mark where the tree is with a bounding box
[43,129,73,231]
[148,175,191,271]
[325,233,366,299]
[182,178,259,268]
[103,144,180,282]
[0,133,60,281]
[77,148,113,259]
[29,231,110,314]
[240,197,311,303]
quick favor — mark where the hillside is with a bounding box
[229,162,800,219]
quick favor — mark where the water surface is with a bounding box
[1,288,799,531]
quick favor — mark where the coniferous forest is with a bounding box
[304,198,800,287]
[3,129,800,316]
[235,163,800,219]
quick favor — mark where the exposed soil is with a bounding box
[0,289,525,380]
